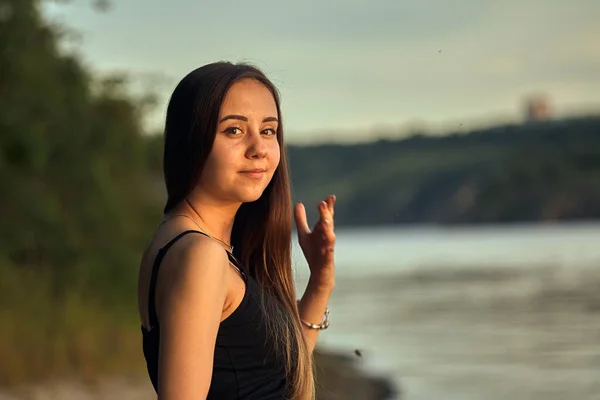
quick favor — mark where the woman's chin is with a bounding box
[235,189,267,204]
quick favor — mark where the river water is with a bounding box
[292,222,600,399]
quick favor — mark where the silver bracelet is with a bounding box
[297,301,330,330]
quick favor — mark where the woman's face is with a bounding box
[197,78,281,204]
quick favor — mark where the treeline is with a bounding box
[0,0,161,384]
[285,116,600,226]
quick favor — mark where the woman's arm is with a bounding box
[155,235,230,400]
[294,196,337,354]
[298,277,334,353]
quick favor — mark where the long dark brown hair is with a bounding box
[162,61,314,399]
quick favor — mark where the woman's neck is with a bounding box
[172,194,240,246]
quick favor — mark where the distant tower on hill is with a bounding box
[524,94,553,122]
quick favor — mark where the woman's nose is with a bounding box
[246,130,267,159]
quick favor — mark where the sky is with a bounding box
[43,0,600,144]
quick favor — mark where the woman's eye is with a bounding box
[226,127,242,135]
[263,128,276,135]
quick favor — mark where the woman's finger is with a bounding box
[327,195,336,217]
[318,200,334,231]
[294,202,311,237]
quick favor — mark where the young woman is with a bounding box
[137,62,336,400]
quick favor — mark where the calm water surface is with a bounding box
[292,223,600,400]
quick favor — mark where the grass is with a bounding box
[0,267,145,387]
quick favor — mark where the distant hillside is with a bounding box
[286,116,600,226]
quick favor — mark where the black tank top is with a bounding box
[141,230,290,399]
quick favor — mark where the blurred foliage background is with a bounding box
[1,0,161,385]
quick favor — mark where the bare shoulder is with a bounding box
[163,232,230,280]
[154,232,231,397]
[156,233,230,320]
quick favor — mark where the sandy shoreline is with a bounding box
[0,378,154,400]
[0,350,399,400]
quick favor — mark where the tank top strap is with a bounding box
[148,230,205,328]
[147,230,246,329]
